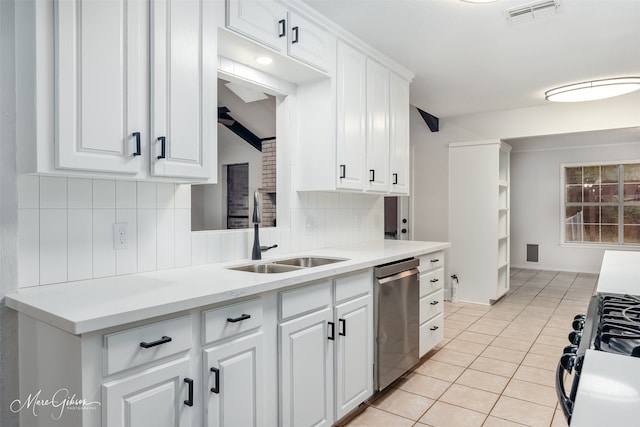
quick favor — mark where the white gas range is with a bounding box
[557,250,640,426]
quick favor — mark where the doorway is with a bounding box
[384,196,410,240]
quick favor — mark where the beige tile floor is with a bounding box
[345,268,598,427]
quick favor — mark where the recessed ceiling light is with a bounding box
[545,77,640,102]
[256,56,273,65]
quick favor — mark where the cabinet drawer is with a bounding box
[420,269,444,296]
[420,289,444,323]
[334,269,372,303]
[202,298,263,345]
[418,252,444,273]
[419,314,444,357]
[280,280,332,320]
[104,316,192,375]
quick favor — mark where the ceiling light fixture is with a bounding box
[460,0,497,3]
[256,56,273,65]
[545,77,640,102]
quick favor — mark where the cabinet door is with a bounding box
[204,332,264,427]
[365,59,390,192]
[226,0,287,52]
[287,12,332,72]
[151,0,216,179]
[389,72,410,195]
[334,294,373,420]
[336,41,366,191]
[103,358,193,427]
[280,308,333,427]
[55,0,142,175]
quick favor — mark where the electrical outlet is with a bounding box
[113,222,128,250]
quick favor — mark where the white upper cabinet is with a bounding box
[336,42,366,191]
[365,59,390,193]
[150,0,217,179]
[226,0,332,72]
[389,72,410,194]
[54,0,143,175]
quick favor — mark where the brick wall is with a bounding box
[261,140,277,227]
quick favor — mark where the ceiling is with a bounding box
[301,0,640,119]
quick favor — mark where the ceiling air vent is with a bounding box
[506,0,559,24]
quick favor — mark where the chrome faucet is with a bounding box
[251,190,277,260]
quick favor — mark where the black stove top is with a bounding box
[594,294,640,357]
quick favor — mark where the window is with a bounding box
[564,163,640,245]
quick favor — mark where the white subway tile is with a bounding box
[206,233,221,264]
[93,179,116,208]
[40,209,67,285]
[191,233,207,265]
[40,176,67,208]
[157,183,175,209]
[157,209,175,270]
[116,181,137,209]
[137,209,157,272]
[67,209,93,281]
[93,209,116,278]
[116,209,138,275]
[17,175,39,208]
[137,182,157,209]
[68,178,92,209]
[234,230,248,260]
[175,184,192,209]
[17,208,39,287]
[220,232,236,262]
[175,209,191,268]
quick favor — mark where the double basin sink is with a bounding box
[228,256,348,274]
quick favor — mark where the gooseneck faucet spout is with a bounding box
[252,190,262,260]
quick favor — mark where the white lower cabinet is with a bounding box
[204,332,264,427]
[418,251,445,357]
[103,358,193,427]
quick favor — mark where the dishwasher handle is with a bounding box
[375,257,419,278]
[377,268,419,285]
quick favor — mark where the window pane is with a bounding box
[624,225,640,244]
[566,185,583,203]
[600,184,619,202]
[582,224,600,242]
[584,167,599,184]
[584,185,599,203]
[601,225,618,243]
[623,164,640,183]
[624,184,640,202]
[566,167,583,185]
[624,206,640,225]
[602,165,619,184]
[601,206,619,224]
[582,206,600,223]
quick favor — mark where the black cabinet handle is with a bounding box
[328,321,335,340]
[139,335,172,349]
[292,26,299,43]
[430,278,439,283]
[430,259,439,263]
[227,313,251,323]
[339,318,346,337]
[210,367,220,394]
[184,378,194,406]
[157,136,166,159]
[393,173,398,185]
[339,164,346,179]
[132,132,141,156]
[430,325,439,331]
[278,19,286,37]
[430,301,439,306]
[369,169,375,182]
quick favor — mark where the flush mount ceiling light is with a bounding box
[545,77,640,102]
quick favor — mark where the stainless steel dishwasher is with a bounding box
[375,257,420,391]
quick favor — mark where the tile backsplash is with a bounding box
[17,176,384,288]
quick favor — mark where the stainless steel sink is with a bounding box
[227,256,348,274]
[273,256,349,268]
[227,263,303,274]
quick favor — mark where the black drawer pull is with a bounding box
[184,378,194,406]
[132,132,141,156]
[157,136,166,159]
[210,367,220,394]
[430,325,439,331]
[339,318,346,337]
[139,336,172,348]
[430,278,439,283]
[430,259,439,263]
[227,314,251,323]
[328,321,335,340]
[430,301,439,306]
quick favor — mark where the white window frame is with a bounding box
[560,160,640,248]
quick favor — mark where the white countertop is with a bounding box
[6,240,449,335]
[596,250,640,294]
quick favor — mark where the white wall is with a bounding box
[411,91,640,274]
